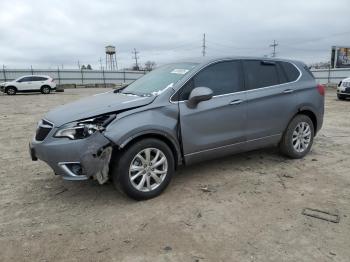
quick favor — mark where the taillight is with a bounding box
[317,84,325,96]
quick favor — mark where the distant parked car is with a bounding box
[0,75,56,95]
[337,77,350,100]
[30,57,324,200]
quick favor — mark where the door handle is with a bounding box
[283,89,294,94]
[229,99,243,105]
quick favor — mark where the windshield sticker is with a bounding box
[171,69,189,75]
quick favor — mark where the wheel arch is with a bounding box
[296,107,317,133]
[113,131,183,168]
[41,84,51,89]
[5,85,17,92]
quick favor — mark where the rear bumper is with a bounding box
[29,131,113,181]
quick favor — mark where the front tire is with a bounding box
[6,86,17,95]
[337,94,347,100]
[111,138,175,200]
[41,86,51,94]
[280,114,314,159]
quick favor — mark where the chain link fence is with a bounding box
[0,68,147,87]
[2,67,350,86]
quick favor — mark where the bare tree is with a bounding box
[144,61,156,71]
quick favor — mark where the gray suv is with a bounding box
[29,57,325,200]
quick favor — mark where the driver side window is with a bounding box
[176,60,243,101]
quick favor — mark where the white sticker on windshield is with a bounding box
[171,69,189,75]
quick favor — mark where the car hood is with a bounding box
[45,91,156,127]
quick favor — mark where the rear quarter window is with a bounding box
[278,62,300,82]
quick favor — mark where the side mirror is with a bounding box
[186,87,213,108]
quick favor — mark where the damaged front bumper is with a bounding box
[29,131,113,184]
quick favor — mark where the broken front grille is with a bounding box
[35,119,53,141]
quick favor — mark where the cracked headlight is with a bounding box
[54,114,116,140]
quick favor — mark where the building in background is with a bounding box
[331,46,350,68]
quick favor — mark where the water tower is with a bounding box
[105,45,118,71]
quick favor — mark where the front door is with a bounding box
[16,76,34,91]
[176,60,247,163]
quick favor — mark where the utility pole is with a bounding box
[270,40,278,57]
[2,65,6,82]
[202,33,206,57]
[99,57,103,70]
[132,48,139,69]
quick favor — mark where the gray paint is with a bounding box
[30,56,324,181]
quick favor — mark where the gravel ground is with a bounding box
[0,88,349,262]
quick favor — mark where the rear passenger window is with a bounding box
[32,76,47,81]
[177,61,243,100]
[279,61,300,82]
[243,60,280,90]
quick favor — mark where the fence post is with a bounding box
[123,71,126,83]
[2,65,6,82]
[327,64,331,84]
[81,68,84,85]
[102,67,106,88]
[57,67,61,85]
[30,65,34,75]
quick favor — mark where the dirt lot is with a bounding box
[0,88,349,262]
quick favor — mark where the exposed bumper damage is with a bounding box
[80,145,113,184]
[30,131,114,184]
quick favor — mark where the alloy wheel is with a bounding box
[129,148,168,192]
[292,122,311,153]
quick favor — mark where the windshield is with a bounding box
[121,63,198,96]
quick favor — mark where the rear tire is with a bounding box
[280,114,314,159]
[111,138,175,200]
[41,86,51,94]
[6,86,16,95]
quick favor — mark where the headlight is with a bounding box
[54,114,116,140]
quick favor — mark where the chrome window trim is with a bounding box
[169,60,302,104]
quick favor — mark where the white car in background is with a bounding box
[0,75,56,95]
[337,77,350,100]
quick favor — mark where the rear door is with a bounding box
[31,76,47,90]
[243,60,299,141]
[176,60,247,162]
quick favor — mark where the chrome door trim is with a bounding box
[184,134,281,157]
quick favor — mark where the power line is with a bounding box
[270,40,278,57]
[202,33,206,57]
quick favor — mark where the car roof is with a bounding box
[172,56,303,67]
[17,75,51,78]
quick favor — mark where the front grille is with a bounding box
[345,87,350,94]
[35,119,53,141]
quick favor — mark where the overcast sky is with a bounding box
[0,0,349,69]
